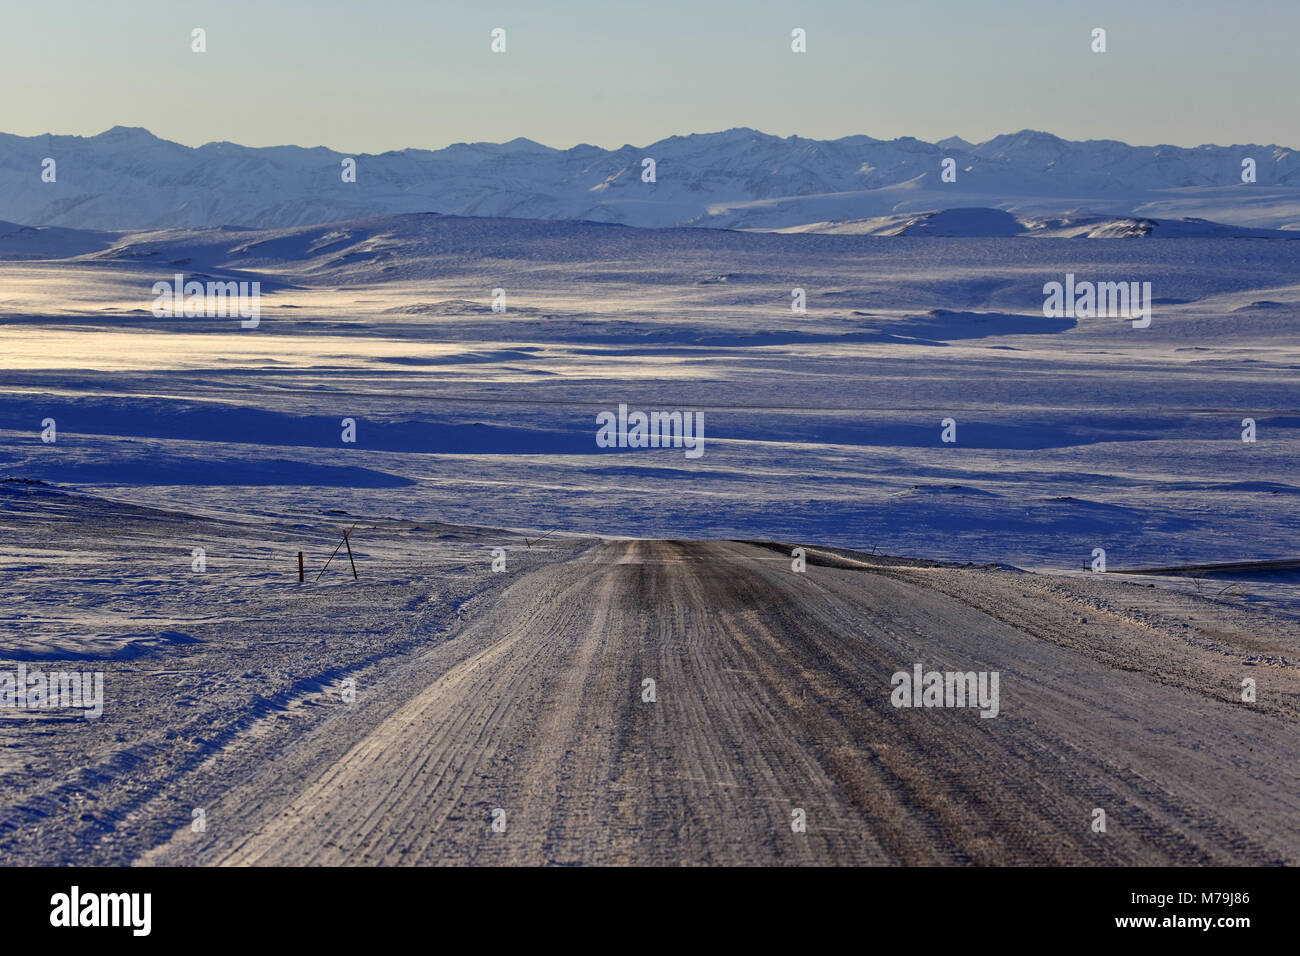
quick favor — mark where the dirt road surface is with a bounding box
[144,540,1300,866]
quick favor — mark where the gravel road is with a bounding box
[142,539,1300,866]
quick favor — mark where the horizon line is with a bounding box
[5,125,1296,157]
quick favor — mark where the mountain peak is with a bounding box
[501,136,550,151]
[657,128,771,147]
[94,125,160,142]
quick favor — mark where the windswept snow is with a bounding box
[1,195,1298,870]
[1,213,1297,615]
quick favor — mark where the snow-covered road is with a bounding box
[137,540,1300,866]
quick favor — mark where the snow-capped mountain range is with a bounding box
[3,126,1299,232]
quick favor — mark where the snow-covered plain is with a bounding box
[2,213,1296,617]
[3,208,1300,865]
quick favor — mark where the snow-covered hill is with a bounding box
[3,208,1296,281]
[760,207,1300,238]
[3,126,1299,232]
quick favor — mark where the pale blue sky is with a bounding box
[2,0,1295,151]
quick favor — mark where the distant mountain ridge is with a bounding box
[2,126,1298,232]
